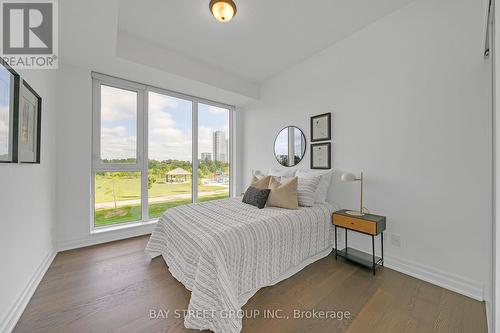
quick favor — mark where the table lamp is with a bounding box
[341,171,365,216]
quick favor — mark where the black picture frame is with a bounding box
[0,59,20,163]
[17,79,42,164]
[310,142,331,169]
[310,112,331,142]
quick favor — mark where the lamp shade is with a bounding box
[341,172,357,182]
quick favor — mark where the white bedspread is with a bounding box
[145,197,337,333]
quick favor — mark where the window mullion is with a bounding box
[141,89,148,222]
[230,108,234,197]
[92,79,101,167]
[192,101,199,203]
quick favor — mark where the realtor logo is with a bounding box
[1,0,58,69]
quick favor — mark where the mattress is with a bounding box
[145,197,338,333]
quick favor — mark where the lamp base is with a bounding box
[345,210,365,216]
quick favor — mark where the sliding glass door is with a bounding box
[92,73,233,228]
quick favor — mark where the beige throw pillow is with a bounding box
[251,175,272,189]
[267,176,299,209]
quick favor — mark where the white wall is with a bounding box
[55,64,94,249]
[0,69,58,331]
[116,31,260,100]
[242,0,492,300]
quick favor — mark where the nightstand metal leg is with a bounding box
[381,232,384,267]
[334,225,337,260]
[345,228,347,250]
[372,235,375,275]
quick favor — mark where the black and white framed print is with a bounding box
[310,112,331,142]
[0,59,20,163]
[18,80,41,164]
[310,142,331,169]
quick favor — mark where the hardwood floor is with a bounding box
[14,236,487,333]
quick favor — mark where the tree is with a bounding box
[109,173,120,209]
[148,174,156,189]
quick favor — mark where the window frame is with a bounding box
[91,72,235,232]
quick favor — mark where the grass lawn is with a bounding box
[94,192,230,227]
[95,174,226,203]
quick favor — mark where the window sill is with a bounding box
[91,219,158,235]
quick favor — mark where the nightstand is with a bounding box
[332,210,386,275]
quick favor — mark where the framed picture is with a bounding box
[17,80,41,164]
[310,112,331,142]
[310,142,331,169]
[0,59,20,163]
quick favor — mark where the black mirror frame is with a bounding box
[273,126,307,168]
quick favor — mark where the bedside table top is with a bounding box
[333,209,386,223]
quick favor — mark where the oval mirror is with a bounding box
[274,126,306,167]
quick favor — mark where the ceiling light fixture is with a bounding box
[209,0,237,23]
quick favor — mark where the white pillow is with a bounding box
[297,176,321,207]
[295,170,333,203]
[268,168,295,182]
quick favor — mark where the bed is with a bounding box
[145,197,338,333]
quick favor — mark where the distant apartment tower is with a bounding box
[201,152,212,161]
[213,130,228,163]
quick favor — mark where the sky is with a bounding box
[100,86,229,162]
[100,85,137,161]
[0,67,11,157]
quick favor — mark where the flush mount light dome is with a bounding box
[209,0,237,23]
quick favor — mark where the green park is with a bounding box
[94,159,229,227]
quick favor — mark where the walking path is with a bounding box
[95,189,228,209]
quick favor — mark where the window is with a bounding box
[148,91,192,219]
[92,73,234,228]
[198,103,230,201]
[100,85,138,163]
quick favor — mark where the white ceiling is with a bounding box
[118,0,416,84]
[59,0,417,102]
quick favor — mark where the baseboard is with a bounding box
[0,249,56,333]
[385,255,484,301]
[58,223,156,252]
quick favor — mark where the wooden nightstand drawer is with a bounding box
[332,210,386,235]
[333,214,376,234]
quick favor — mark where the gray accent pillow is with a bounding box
[242,186,271,209]
[297,176,321,207]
